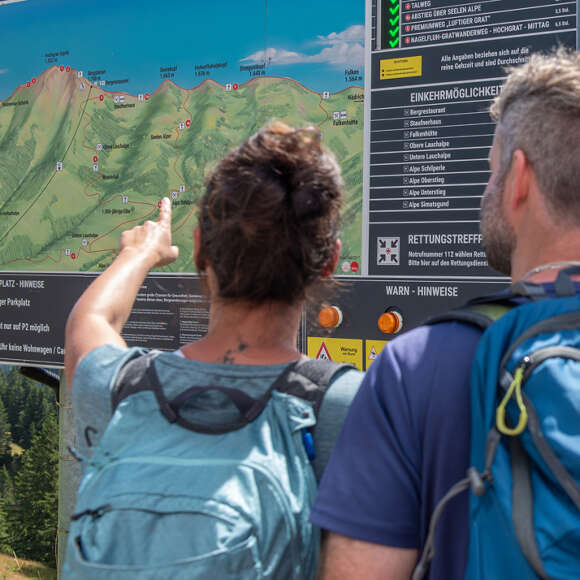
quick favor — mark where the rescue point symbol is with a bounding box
[316,342,332,361]
[377,237,400,266]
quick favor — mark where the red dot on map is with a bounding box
[185,120,191,127]
[66,66,71,72]
[405,25,411,32]
[145,93,150,101]
[26,82,31,88]
[405,37,410,44]
[233,83,238,91]
[99,95,104,102]
[31,78,36,84]
[405,14,411,21]
[93,156,98,163]
[405,3,411,9]
[158,201,162,208]
[71,253,77,260]
[350,261,359,273]
[59,65,65,72]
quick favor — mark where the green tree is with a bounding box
[0,369,26,439]
[8,414,58,566]
[14,386,54,448]
[0,398,11,467]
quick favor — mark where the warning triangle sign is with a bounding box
[368,346,377,360]
[316,342,332,361]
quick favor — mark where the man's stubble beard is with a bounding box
[480,176,516,277]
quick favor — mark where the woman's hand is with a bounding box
[65,197,180,386]
[119,197,179,268]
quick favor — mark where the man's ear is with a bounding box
[321,238,342,278]
[193,226,205,271]
[507,149,532,212]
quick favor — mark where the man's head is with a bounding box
[481,48,580,275]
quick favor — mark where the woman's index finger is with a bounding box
[158,197,172,225]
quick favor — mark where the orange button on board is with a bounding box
[378,311,403,334]
[318,306,343,328]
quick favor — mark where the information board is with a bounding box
[0,0,365,366]
[365,0,577,277]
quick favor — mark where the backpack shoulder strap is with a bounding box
[424,291,519,331]
[272,358,355,417]
[111,350,161,412]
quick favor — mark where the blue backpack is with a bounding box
[414,267,580,580]
[62,354,351,580]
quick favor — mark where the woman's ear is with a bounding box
[193,226,205,271]
[321,238,341,278]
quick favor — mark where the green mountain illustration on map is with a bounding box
[0,66,362,273]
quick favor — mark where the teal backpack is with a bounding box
[415,267,580,580]
[62,354,350,580]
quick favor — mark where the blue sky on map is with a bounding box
[0,0,365,97]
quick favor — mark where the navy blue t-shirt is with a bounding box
[310,319,482,579]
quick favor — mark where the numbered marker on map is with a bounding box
[79,82,85,91]
[31,78,36,84]
[145,93,150,101]
[332,111,340,121]
[185,120,191,128]
[56,161,63,172]
[77,71,83,78]
[96,143,103,151]
[65,248,71,256]
[225,83,232,92]
[99,80,105,87]
[113,96,120,104]
[119,95,125,103]
[179,185,185,193]
[59,65,65,72]
[322,91,330,100]
[82,239,88,247]
[71,253,77,260]
[93,164,99,172]
[26,82,31,88]
[138,94,144,101]
[171,191,178,200]
[233,83,238,90]
[178,122,185,130]
[340,110,347,120]
[93,155,98,163]
[66,65,71,72]
[122,196,129,204]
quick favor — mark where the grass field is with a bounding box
[0,553,56,580]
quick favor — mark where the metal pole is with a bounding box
[57,371,81,576]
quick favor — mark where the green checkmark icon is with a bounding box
[389,26,399,37]
[389,38,398,48]
[390,15,400,26]
[389,5,399,15]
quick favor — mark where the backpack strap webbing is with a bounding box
[111,353,354,433]
[424,302,512,331]
[111,350,162,414]
[273,358,355,417]
[510,437,550,579]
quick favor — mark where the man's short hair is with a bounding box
[490,48,580,225]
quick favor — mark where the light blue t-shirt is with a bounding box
[72,345,364,481]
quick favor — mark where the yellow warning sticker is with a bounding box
[307,337,363,370]
[380,56,422,80]
[366,340,389,369]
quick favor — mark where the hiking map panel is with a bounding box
[0,0,365,366]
